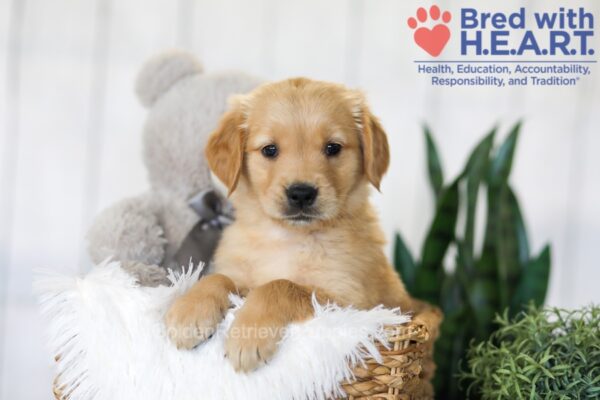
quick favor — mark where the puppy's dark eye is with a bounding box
[261,144,278,158]
[324,143,342,157]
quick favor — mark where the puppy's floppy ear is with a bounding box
[205,97,247,195]
[350,93,390,190]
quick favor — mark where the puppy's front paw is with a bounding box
[224,316,284,372]
[165,294,228,350]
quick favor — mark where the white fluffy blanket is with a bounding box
[35,262,409,400]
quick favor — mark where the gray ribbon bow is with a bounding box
[188,189,234,229]
[174,189,234,270]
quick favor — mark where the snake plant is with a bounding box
[393,122,552,398]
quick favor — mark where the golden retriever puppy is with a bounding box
[165,78,414,372]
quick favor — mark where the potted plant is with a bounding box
[393,122,552,397]
[461,305,600,398]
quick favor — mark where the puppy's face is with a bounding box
[206,78,389,226]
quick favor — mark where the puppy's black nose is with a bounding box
[286,183,318,209]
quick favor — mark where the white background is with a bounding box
[1,0,599,397]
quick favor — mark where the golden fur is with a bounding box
[165,78,414,372]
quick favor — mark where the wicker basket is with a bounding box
[340,303,442,399]
[53,304,441,400]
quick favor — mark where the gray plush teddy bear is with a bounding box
[86,50,261,286]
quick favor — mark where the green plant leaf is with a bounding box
[455,240,474,280]
[461,306,598,399]
[507,187,530,268]
[424,125,444,200]
[496,185,530,315]
[488,121,522,188]
[512,245,551,312]
[434,273,470,397]
[481,122,522,260]
[393,233,417,295]
[475,190,502,337]
[456,240,496,339]
[416,179,460,305]
[441,271,467,315]
[497,185,524,309]
[467,277,499,340]
[477,122,522,327]
[462,128,496,270]
[436,319,469,397]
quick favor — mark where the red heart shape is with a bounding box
[414,24,450,57]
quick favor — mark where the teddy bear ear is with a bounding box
[135,50,204,108]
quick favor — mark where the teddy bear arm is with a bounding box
[86,196,168,266]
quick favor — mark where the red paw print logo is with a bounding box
[408,6,452,57]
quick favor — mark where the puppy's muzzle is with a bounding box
[286,183,318,211]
